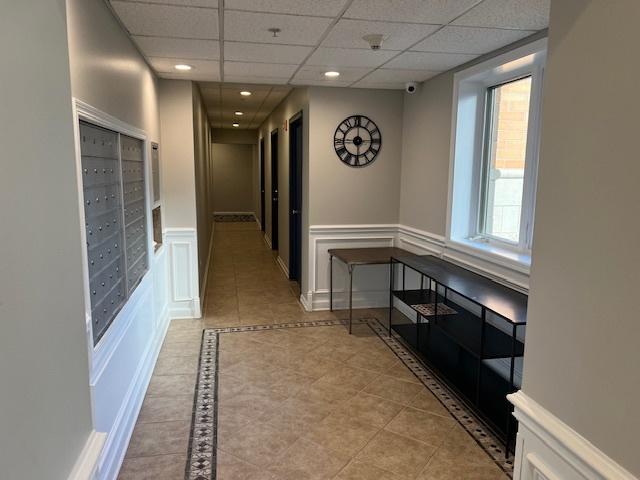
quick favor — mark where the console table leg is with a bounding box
[388,260,394,336]
[329,255,333,312]
[348,266,353,334]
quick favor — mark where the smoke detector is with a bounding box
[363,34,384,50]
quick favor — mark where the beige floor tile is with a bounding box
[125,420,191,458]
[363,374,424,405]
[338,392,405,428]
[409,391,451,418]
[303,411,379,457]
[146,374,196,397]
[355,430,437,479]
[384,407,456,446]
[312,364,380,391]
[137,394,194,423]
[118,453,186,480]
[216,450,265,480]
[416,451,507,480]
[220,420,300,467]
[159,341,201,357]
[382,360,422,384]
[153,354,200,376]
[268,438,350,480]
[334,460,403,480]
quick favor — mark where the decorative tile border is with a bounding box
[213,214,255,222]
[185,318,514,479]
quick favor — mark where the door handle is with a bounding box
[292,210,300,215]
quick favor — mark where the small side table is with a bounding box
[328,247,415,334]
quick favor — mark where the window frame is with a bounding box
[446,39,546,269]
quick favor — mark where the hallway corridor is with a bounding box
[118,221,508,480]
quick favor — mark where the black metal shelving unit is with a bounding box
[389,254,527,454]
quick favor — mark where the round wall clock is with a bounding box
[333,114,381,167]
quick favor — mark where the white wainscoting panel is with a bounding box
[165,228,201,319]
[508,391,637,480]
[90,245,170,480]
[306,224,530,312]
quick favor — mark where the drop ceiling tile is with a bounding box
[385,51,477,71]
[293,65,372,83]
[364,68,438,83]
[110,2,218,39]
[306,47,396,68]
[133,36,219,59]
[224,11,332,46]
[411,26,533,54]
[290,79,353,87]
[352,80,405,90]
[225,0,347,17]
[220,83,274,93]
[223,75,290,85]
[323,19,439,51]
[224,61,297,78]
[115,0,217,6]
[344,0,481,24]
[149,57,220,80]
[224,42,312,64]
[452,0,550,30]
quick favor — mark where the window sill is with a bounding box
[447,237,531,274]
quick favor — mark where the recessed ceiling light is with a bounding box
[232,122,240,127]
[240,91,252,96]
[235,111,243,116]
[324,71,340,78]
[174,64,192,71]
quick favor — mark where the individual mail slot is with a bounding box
[81,156,120,188]
[84,183,122,217]
[122,159,144,182]
[90,263,121,300]
[120,134,144,162]
[80,122,119,159]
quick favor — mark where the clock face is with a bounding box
[333,115,381,167]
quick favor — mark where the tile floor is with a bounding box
[118,221,508,479]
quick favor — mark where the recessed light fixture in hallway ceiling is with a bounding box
[107,0,549,90]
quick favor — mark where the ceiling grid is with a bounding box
[107,0,549,128]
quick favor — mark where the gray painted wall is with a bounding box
[159,80,198,229]
[0,2,93,478]
[212,143,255,213]
[521,1,640,475]
[308,87,404,226]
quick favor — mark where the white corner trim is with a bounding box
[276,256,289,278]
[67,430,107,480]
[508,391,637,480]
[264,233,273,249]
[199,224,216,307]
[299,292,312,311]
[165,228,201,319]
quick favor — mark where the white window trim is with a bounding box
[446,38,547,272]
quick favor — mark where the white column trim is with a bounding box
[508,391,637,480]
[67,431,107,480]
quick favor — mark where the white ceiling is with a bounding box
[199,82,292,129]
[107,0,549,127]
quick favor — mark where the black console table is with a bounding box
[389,254,527,454]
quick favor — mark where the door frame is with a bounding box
[270,129,279,250]
[288,112,303,283]
[259,138,265,232]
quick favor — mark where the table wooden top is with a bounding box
[328,247,416,266]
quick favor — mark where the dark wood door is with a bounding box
[288,115,303,283]
[259,138,265,232]
[270,129,279,250]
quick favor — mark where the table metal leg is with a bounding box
[388,260,394,336]
[329,255,333,312]
[348,266,353,334]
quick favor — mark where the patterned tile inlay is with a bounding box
[212,214,255,222]
[185,332,218,480]
[185,318,514,479]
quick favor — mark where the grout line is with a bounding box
[286,0,357,85]
[348,0,488,86]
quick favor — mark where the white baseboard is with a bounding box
[310,289,390,311]
[300,292,312,311]
[67,430,107,480]
[508,391,637,480]
[199,222,216,307]
[276,256,289,278]
[264,233,272,249]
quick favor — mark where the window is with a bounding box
[79,121,149,344]
[448,40,545,265]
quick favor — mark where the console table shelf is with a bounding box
[389,254,527,455]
